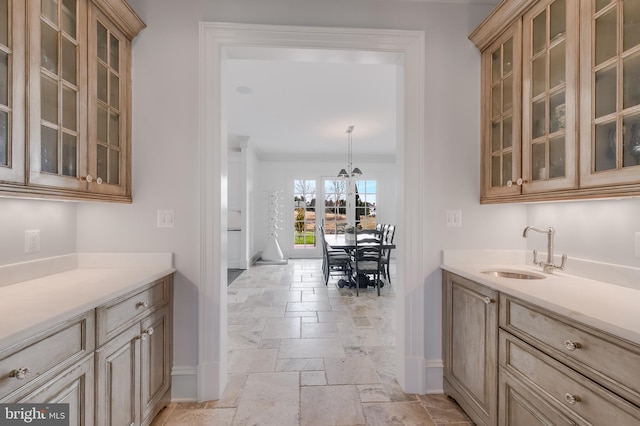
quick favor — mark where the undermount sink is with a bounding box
[481,269,546,280]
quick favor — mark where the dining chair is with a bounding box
[320,226,350,286]
[380,224,395,285]
[349,228,384,296]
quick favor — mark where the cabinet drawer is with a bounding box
[96,277,171,346]
[500,295,640,406]
[500,331,640,425]
[0,311,95,401]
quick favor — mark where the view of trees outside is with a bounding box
[294,180,316,248]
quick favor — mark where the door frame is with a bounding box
[198,22,425,400]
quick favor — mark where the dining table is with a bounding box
[324,233,396,251]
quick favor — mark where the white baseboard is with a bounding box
[227,260,247,269]
[424,358,444,394]
[171,366,197,402]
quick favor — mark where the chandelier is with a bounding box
[337,125,362,178]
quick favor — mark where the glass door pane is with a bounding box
[323,179,347,235]
[293,180,317,250]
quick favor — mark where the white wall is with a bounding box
[0,199,77,265]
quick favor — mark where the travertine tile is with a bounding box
[324,355,381,385]
[279,337,345,358]
[300,385,365,426]
[262,317,301,339]
[418,394,472,423]
[301,322,340,338]
[164,408,236,426]
[205,374,247,408]
[287,301,333,312]
[234,372,300,426]
[228,348,278,373]
[358,383,418,403]
[275,358,325,372]
[301,370,327,386]
[362,402,436,426]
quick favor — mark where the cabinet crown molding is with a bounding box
[92,0,146,39]
[469,0,539,50]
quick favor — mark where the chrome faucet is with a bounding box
[523,226,567,273]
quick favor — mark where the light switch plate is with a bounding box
[635,232,640,258]
[157,210,175,228]
[446,210,462,227]
[25,229,41,253]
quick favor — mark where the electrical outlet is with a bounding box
[157,210,175,228]
[25,229,41,253]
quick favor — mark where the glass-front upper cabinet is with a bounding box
[481,22,522,199]
[88,4,129,196]
[0,0,24,185]
[28,0,88,191]
[580,0,640,187]
[522,0,579,194]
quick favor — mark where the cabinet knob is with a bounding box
[145,326,154,336]
[136,300,149,309]
[506,178,525,187]
[564,393,580,405]
[563,340,581,351]
[10,367,31,380]
[483,296,495,305]
[80,175,103,184]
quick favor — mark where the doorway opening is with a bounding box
[199,23,425,401]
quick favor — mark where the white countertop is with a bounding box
[441,250,640,346]
[0,253,175,349]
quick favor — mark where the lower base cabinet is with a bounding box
[442,271,640,426]
[0,273,173,426]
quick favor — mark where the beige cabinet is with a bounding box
[442,272,640,425]
[1,0,143,201]
[95,277,173,426]
[0,310,95,423]
[472,0,640,203]
[442,271,498,426]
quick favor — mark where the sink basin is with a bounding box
[481,269,546,280]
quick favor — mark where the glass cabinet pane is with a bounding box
[0,0,7,46]
[532,100,546,139]
[504,116,513,148]
[492,49,501,83]
[0,111,7,166]
[110,34,119,71]
[532,142,546,180]
[549,91,565,133]
[0,51,7,106]
[549,136,566,178]
[492,84,501,117]
[109,112,119,146]
[502,152,512,185]
[41,126,58,174]
[97,104,107,142]
[623,53,640,109]
[532,56,546,97]
[550,0,566,41]
[62,86,76,130]
[109,73,119,108]
[491,156,501,187]
[595,66,617,117]
[533,13,546,55]
[97,22,107,62]
[623,0,640,51]
[41,0,58,23]
[594,121,617,171]
[62,38,76,84]
[595,8,617,66]
[109,149,119,184]
[596,0,612,12]
[503,38,513,75]
[97,63,107,102]
[62,133,76,176]
[549,42,566,87]
[623,114,640,167]
[41,75,58,123]
[503,76,512,111]
[97,144,107,181]
[41,22,58,74]
[491,121,500,152]
[61,0,75,37]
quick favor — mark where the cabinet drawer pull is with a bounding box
[9,367,31,380]
[136,300,149,309]
[564,393,580,405]
[563,340,581,351]
[483,296,495,305]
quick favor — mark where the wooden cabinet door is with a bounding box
[0,0,26,185]
[481,22,523,201]
[140,307,171,425]
[18,355,95,426]
[580,0,640,188]
[27,0,89,191]
[443,272,498,426]
[522,0,579,194]
[95,323,141,426]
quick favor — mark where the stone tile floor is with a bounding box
[152,259,473,425]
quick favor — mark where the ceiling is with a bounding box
[225,48,400,159]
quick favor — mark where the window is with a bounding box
[293,179,316,249]
[323,178,377,233]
